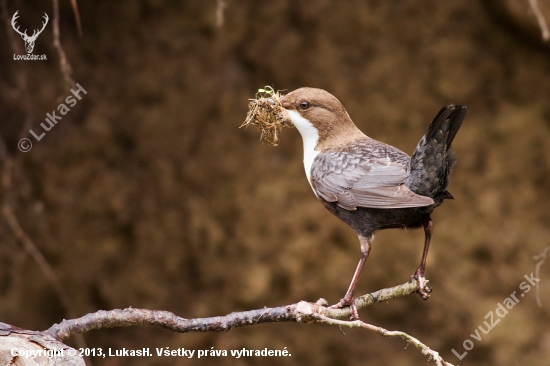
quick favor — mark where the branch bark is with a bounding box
[46,279,422,340]
[16,279,453,365]
[0,279,456,365]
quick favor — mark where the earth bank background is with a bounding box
[1,1,550,365]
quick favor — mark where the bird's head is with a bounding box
[280,87,365,151]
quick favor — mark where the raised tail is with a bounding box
[405,105,467,199]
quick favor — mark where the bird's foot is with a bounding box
[410,269,432,300]
[329,296,359,320]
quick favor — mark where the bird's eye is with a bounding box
[300,101,310,110]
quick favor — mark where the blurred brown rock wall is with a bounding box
[0,1,549,365]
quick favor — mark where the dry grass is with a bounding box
[240,87,292,146]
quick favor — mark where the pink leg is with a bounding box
[329,234,372,319]
[411,218,433,299]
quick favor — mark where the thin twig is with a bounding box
[0,159,91,360]
[215,0,226,28]
[70,0,82,36]
[52,0,76,89]
[533,246,550,307]
[529,0,550,41]
[2,205,73,316]
[314,314,455,366]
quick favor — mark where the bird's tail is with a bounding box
[405,105,467,199]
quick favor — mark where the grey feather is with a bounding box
[311,138,434,210]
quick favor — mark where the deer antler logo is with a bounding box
[11,11,49,54]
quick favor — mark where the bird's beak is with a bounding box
[278,96,292,127]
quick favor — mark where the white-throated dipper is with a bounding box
[279,87,466,319]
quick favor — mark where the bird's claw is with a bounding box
[410,270,431,300]
[417,285,431,300]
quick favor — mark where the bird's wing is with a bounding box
[310,143,434,210]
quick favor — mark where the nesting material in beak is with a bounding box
[240,87,292,146]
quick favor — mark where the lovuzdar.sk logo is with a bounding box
[11,10,48,61]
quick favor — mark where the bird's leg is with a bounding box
[411,217,433,299]
[329,234,372,320]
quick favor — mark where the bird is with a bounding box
[278,87,466,319]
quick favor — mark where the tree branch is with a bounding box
[529,0,550,41]
[0,279,456,365]
[37,279,454,365]
[46,279,421,340]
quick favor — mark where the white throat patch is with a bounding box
[286,110,320,191]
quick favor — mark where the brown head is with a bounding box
[280,87,365,151]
